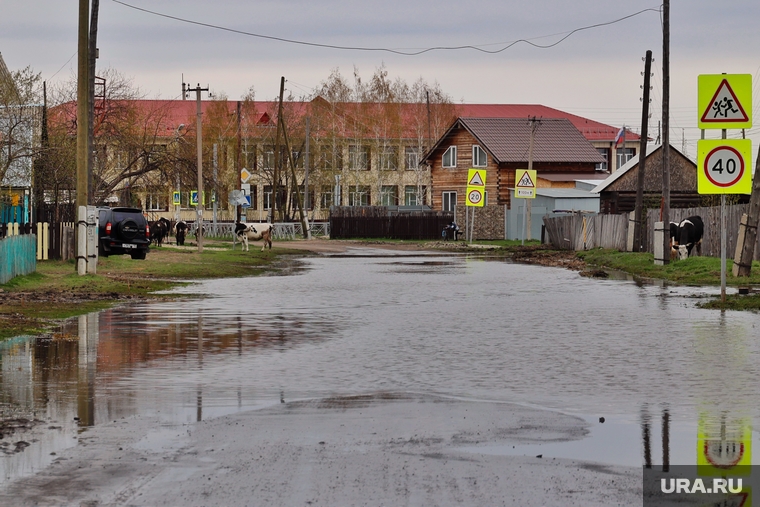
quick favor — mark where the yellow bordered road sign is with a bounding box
[467,168,486,187]
[515,169,537,199]
[698,74,752,129]
[466,187,484,207]
[697,139,752,194]
[172,191,181,205]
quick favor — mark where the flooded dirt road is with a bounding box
[0,245,757,505]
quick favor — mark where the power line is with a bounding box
[111,1,661,56]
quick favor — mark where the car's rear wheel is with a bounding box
[118,219,139,240]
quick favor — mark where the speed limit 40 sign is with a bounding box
[697,139,753,194]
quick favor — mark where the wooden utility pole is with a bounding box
[187,83,209,252]
[661,0,671,264]
[76,0,89,210]
[526,117,540,240]
[634,50,653,252]
[733,146,760,276]
[273,77,285,222]
[236,100,242,222]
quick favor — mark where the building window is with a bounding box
[146,192,168,211]
[320,144,343,171]
[442,146,457,168]
[442,191,457,212]
[380,185,398,206]
[348,145,370,170]
[262,146,275,170]
[472,145,487,167]
[616,148,635,170]
[378,146,398,171]
[263,185,273,210]
[290,186,314,210]
[404,186,427,206]
[596,148,609,171]
[243,143,257,170]
[348,186,371,206]
[320,185,334,209]
[405,146,419,170]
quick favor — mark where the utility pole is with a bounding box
[236,101,242,222]
[187,83,209,253]
[273,77,285,222]
[76,0,90,275]
[526,116,540,240]
[661,0,671,264]
[87,0,99,205]
[304,117,311,239]
[76,0,89,211]
[634,50,653,252]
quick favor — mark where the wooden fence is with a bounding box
[542,213,629,251]
[542,204,760,260]
[0,235,37,284]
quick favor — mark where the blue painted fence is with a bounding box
[0,235,37,284]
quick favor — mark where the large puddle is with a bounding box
[1,248,759,481]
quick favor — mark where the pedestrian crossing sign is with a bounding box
[698,74,752,129]
[515,169,536,199]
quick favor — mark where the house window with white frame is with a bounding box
[378,146,398,171]
[616,148,635,170]
[596,148,609,171]
[404,185,427,206]
[320,185,334,209]
[348,186,371,206]
[146,192,168,211]
[442,191,457,212]
[243,143,257,170]
[472,145,487,167]
[442,146,457,168]
[405,146,419,170]
[348,145,370,170]
[262,146,275,170]
[263,185,273,210]
[380,185,398,206]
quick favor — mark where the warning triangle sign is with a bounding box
[516,171,535,188]
[468,171,485,186]
[701,79,750,123]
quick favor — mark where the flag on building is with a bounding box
[614,126,626,148]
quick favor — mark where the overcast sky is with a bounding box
[3,0,760,158]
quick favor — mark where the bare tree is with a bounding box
[0,65,43,186]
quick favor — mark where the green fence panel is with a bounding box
[0,235,37,284]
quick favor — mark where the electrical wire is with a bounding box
[111,0,661,56]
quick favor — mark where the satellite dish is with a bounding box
[228,190,249,207]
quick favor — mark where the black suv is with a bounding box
[98,207,151,259]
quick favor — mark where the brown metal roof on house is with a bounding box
[458,117,605,164]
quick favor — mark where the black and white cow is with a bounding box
[235,222,273,252]
[669,222,680,258]
[676,216,704,260]
[175,220,188,246]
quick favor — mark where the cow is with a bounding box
[669,222,680,258]
[149,218,171,246]
[235,222,273,252]
[676,216,704,260]
[175,220,188,246]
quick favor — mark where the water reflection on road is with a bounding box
[1,247,759,480]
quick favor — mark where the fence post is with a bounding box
[43,222,49,260]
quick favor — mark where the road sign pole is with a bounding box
[721,129,727,303]
[521,198,527,246]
